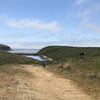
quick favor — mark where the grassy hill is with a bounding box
[0,44,11,51]
[38,46,100,99]
[38,46,100,61]
[0,50,38,65]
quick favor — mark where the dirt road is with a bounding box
[0,65,93,100]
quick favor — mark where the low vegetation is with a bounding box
[38,46,100,99]
[0,50,39,65]
[0,65,33,87]
[0,44,100,99]
[38,46,100,61]
[0,44,11,51]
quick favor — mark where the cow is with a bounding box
[80,52,85,57]
[42,62,46,67]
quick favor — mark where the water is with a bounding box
[9,49,39,54]
[25,55,48,61]
[9,49,48,61]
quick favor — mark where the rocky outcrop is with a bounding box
[0,44,11,51]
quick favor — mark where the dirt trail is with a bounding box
[0,65,94,100]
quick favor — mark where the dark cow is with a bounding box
[80,52,85,57]
[42,62,46,67]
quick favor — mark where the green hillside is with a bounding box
[38,46,100,61]
[38,46,100,99]
[0,50,37,65]
[0,44,11,51]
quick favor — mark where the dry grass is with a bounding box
[0,64,92,100]
[0,65,35,100]
[46,58,100,100]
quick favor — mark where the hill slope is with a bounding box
[0,44,11,51]
[38,46,100,99]
[0,50,37,65]
[38,46,100,61]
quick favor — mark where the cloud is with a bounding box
[81,21,100,33]
[80,9,100,34]
[76,0,86,5]
[76,40,100,47]
[73,0,100,34]
[3,36,100,49]
[0,33,28,39]
[7,18,62,32]
[2,42,68,49]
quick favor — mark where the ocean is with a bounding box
[9,49,39,54]
[9,49,48,61]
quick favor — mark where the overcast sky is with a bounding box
[0,0,100,49]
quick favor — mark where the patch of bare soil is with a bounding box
[0,65,94,100]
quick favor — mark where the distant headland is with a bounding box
[0,44,11,51]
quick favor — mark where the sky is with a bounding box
[0,0,100,49]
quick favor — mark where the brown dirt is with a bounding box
[0,65,95,100]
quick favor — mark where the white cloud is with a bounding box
[76,40,100,47]
[81,20,100,33]
[7,19,62,32]
[76,0,86,5]
[2,42,67,49]
[80,10,100,33]
[77,11,89,19]
[73,0,100,34]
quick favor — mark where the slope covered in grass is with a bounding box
[0,50,37,65]
[47,57,100,99]
[0,44,11,51]
[38,46,100,99]
[38,46,100,61]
